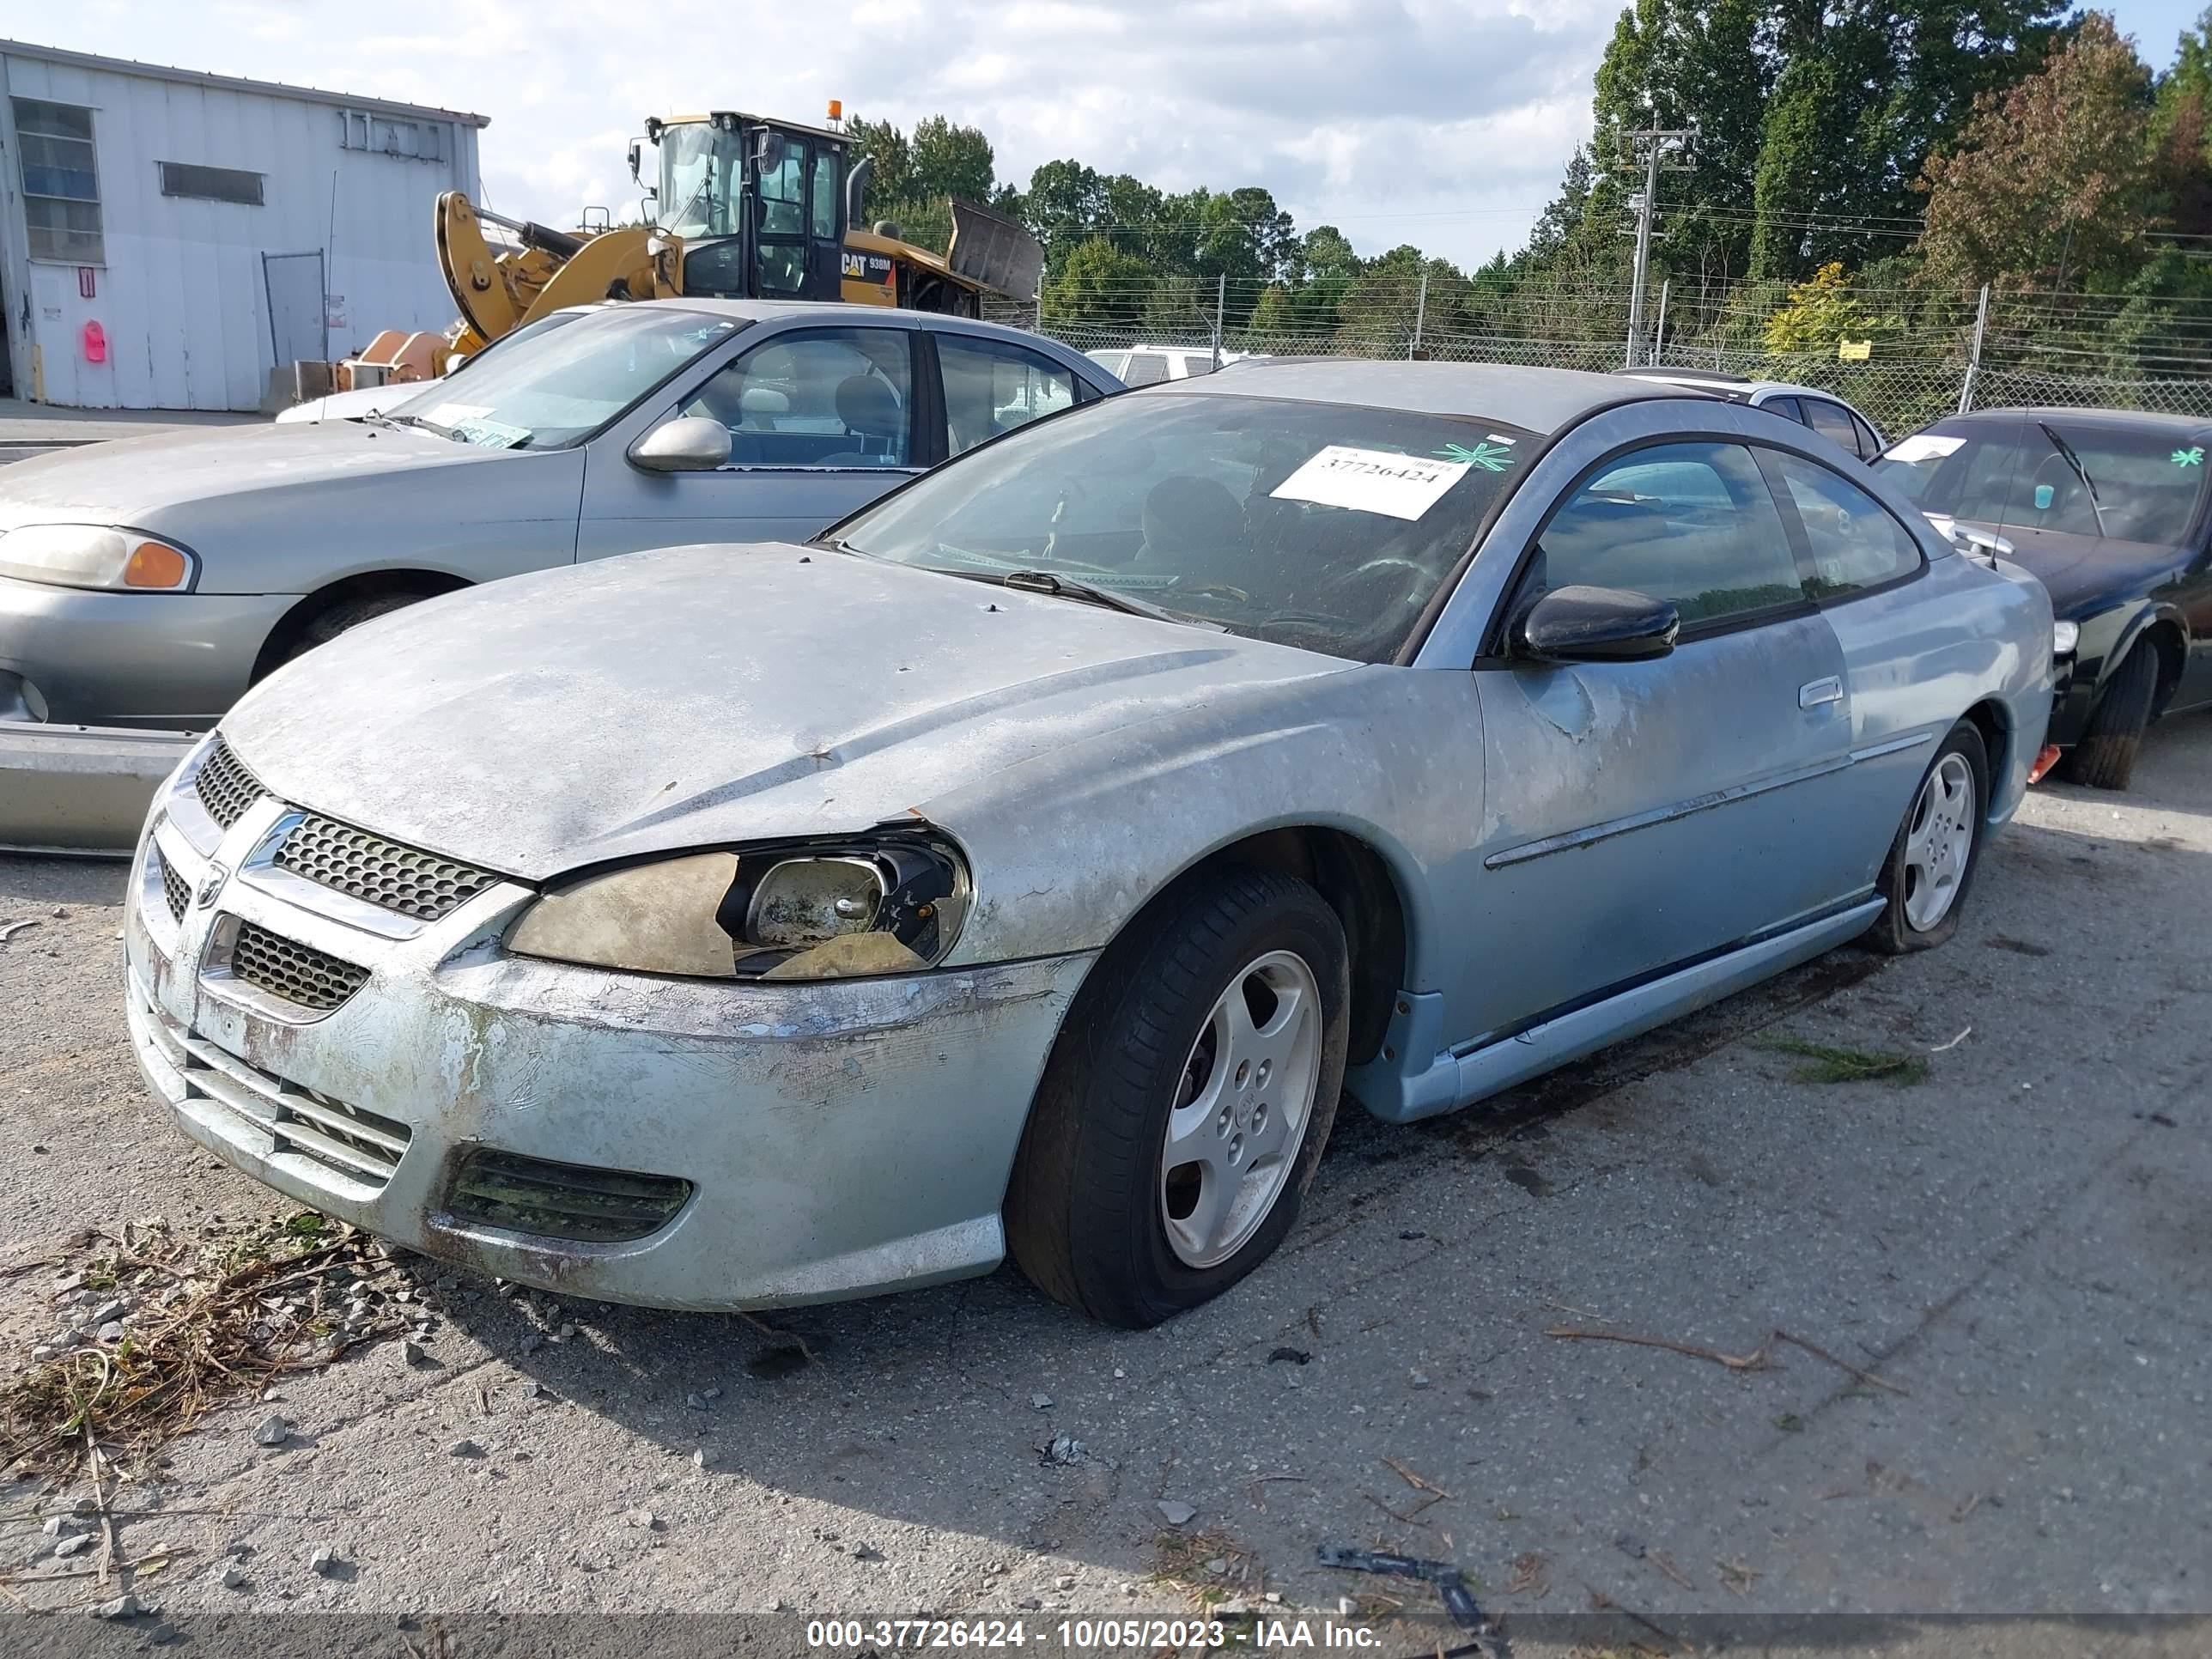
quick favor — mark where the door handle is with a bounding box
[1799,676,1843,709]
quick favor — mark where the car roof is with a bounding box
[1624,369,1860,405]
[1942,404,2212,438]
[550,296,1091,356]
[1165,359,1676,434]
[1614,366,1752,387]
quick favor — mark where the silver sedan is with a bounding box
[122,362,2052,1326]
[0,300,1115,850]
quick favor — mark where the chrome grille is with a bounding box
[274,813,497,923]
[160,855,190,925]
[229,921,369,1012]
[193,741,265,830]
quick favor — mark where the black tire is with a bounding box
[279,590,434,666]
[1865,720,1990,957]
[1004,866,1349,1328]
[2060,638,2159,792]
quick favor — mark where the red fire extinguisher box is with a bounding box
[82,320,107,364]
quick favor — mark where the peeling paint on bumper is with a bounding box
[124,803,1095,1312]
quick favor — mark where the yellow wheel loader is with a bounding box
[325,106,1043,395]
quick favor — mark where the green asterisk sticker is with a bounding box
[1437,441,1515,471]
[2174,447,2203,467]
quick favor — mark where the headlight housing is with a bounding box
[2051,620,2081,655]
[506,835,970,981]
[0,524,197,591]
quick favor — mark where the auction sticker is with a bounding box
[1882,433,1966,464]
[1271,446,1470,520]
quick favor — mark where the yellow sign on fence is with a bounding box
[1838,338,1873,362]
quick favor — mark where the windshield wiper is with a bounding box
[2037,422,2108,538]
[998,569,1225,630]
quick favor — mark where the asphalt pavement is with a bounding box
[0,720,2207,1656]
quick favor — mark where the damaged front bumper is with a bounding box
[122,775,1095,1311]
[0,718,195,855]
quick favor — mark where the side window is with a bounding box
[1802,399,1861,453]
[939,337,1076,456]
[1761,395,1802,423]
[1121,353,1170,386]
[757,146,805,235]
[681,329,912,468]
[1770,454,1923,598]
[1526,442,1807,627]
[1849,412,1882,460]
[811,149,839,240]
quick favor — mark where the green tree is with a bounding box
[1041,235,1154,326]
[1917,12,2160,291]
[1762,261,1902,352]
[845,117,915,220]
[910,116,995,204]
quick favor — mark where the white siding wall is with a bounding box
[1,53,479,410]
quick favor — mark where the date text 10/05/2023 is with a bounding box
[805,1619,1387,1650]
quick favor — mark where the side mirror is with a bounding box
[1514,584,1680,664]
[1952,525,2012,562]
[627,139,644,184]
[627,416,731,473]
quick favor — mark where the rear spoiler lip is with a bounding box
[0,720,194,858]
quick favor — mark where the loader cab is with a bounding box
[642,112,848,304]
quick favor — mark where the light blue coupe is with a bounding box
[125,362,2053,1328]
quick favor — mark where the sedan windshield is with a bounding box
[1881,420,2209,546]
[400,308,744,451]
[832,392,1532,661]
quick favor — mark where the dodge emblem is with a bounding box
[195,864,228,909]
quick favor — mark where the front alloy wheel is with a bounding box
[1006,866,1349,1328]
[1159,950,1324,1269]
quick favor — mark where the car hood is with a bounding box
[0,419,514,528]
[1939,514,2185,617]
[223,543,1358,880]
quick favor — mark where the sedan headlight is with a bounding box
[0,524,197,591]
[2051,620,2080,655]
[506,836,970,981]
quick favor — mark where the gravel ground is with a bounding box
[1,720,2207,1656]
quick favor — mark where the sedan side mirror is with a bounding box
[1951,525,2012,562]
[628,416,731,473]
[1514,584,1680,664]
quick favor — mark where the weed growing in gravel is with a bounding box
[1764,1038,1930,1086]
[0,1212,414,1480]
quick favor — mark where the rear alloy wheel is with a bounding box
[1866,722,1988,956]
[1005,867,1348,1328]
[2061,637,2159,792]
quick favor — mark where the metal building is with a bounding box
[0,40,486,410]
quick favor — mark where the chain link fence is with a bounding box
[994,281,2212,443]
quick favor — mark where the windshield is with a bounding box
[400,307,743,451]
[832,392,1532,661]
[658,123,744,239]
[380,310,586,416]
[1880,420,2209,545]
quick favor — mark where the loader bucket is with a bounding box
[946,200,1044,304]
[0,721,193,857]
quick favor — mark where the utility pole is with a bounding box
[1620,126,1693,368]
[1212,274,1226,370]
[1957,283,1990,416]
[1409,270,1428,360]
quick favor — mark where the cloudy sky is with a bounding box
[10,0,2212,268]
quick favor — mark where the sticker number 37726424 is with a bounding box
[1270,446,1473,521]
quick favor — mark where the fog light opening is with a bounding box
[443,1149,693,1243]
